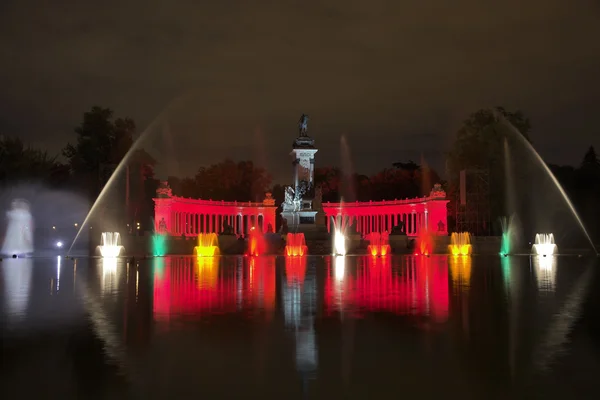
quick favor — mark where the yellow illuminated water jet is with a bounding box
[449,232,472,256]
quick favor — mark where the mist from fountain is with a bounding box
[98,232,123,257]
[194,233,220,257]
[366,232,390,256]
[285,233,307,256]
[449,232,472,256]
[532,233,557,256]
[496,111,596,254]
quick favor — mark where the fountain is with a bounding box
[449,232,472,256]
[532,233,557,256]
[98,232,123,257]
[497,112,596,254]
[152,234,167,256]
[247,227,267,256]
[330,215,349,256]
[194,233,220,257]
[285,233,307,257]
[366,232,391,256]
[416,230,434,256]
[500,215,522,256]
[1,199,34,257]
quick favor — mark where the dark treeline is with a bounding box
[1,105,599,241]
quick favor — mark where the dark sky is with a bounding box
[1,0,600,183]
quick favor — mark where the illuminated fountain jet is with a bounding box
[366,232,390,256]
[416,229,434,256]
[247,227,267,256]
[1,199,34,257]
[532,233,557,256]
[449,232,472,256]
[330,215,349,256]
[98,232,123,257]
[285,233,307,257]
[194,233,220,257]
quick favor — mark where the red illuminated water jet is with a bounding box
[247,227,267,256]
[366,232,391,256]
[285,233,307,256]
[416,230,434,255]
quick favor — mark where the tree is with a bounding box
[169,160,272,202]
[0,135,66,186]
[62,106,135,197]
[446,107,532,233]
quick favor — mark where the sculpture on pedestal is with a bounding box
[298,114,309,137]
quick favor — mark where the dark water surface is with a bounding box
[1,255,600,399]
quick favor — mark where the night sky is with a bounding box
[1,0,600,183]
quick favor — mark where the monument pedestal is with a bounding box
[281,210,319,234]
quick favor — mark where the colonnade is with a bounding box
[154,196,277,237]
[169,212,266,236]
[322,196,449,237]
[326,211,427,236]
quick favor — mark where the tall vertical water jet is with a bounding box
[98,232,123,257]
[285,233,307,256]
[152,234,167,256]
[248,227,267,256]
[496,111,597,254]
[194,233,220,257]
[340,135,356,201]
[366,232,390,256]
[1,199,34,256]
[532,233,557,256]
[500,215,522,256]
[449,232,472,256]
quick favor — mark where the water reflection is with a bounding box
[532,255,557,292]
[282,255,318,384]
[2,257,33,323]
[324,255,449,322]
[152,256,276,320]
[1,255,598,399]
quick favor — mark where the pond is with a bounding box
[1,255,599,399]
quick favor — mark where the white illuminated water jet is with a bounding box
[532,233,557,256]
[98,232,123,257]
[334,229,347,256]
[497,111,596,254]
[68,94,194,255]
[331,214,349,256]
[1,199,34,256]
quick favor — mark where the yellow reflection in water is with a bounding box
[449,255,472,290]
[195,256,219,289]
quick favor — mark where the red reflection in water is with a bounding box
[324,256,448,322]
[285,255,307,287]
[153,256,276,320]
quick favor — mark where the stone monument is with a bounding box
[281,114,322,233]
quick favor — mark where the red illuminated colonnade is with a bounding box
[153,182,277,236]
[322,184,449,237]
